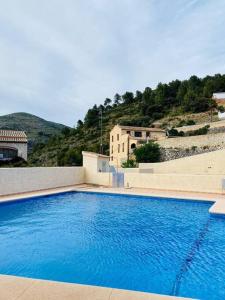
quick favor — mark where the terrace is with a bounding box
[0,150,225,299]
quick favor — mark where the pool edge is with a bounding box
[0,274,194,300]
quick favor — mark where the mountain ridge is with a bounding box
[0,112,68,150]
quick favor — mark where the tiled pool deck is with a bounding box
[0,275,191,300]
[1,184,224,300]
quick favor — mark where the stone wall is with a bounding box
[160,145,223,161]
[158,132,225,150]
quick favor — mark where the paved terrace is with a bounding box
[0,275,191,300]
[0,184,225,300]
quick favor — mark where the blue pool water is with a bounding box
[0,192,225,299]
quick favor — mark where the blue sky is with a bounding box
[0,0,225,126]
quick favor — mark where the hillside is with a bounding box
[28,73,225,166]
[0,112,68,150]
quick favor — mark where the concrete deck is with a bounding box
[0,275,191,300]
[0,184,224,299]
[1,184,225,215]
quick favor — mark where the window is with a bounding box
[0,148,18,160]
[111,156,113,161]
[122,143,124,152]
[117,134,119,141]
[146,131,150,137]
[112,135,114,142]
[131,143,136,149]
[134,131,142,137]
[111,146,113,154]
[127,131,130,134]
[118,144,120,153]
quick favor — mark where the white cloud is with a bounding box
[0,0,224,126]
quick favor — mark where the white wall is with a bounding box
[125,173,224,194]
[139,149,225,175]
[0,142,27,161]
[0,167,84,196]
[82,151,111,186]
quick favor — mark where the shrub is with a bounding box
[187,125,210,136]
[218,106,225,113]
[121,159,137,168]
[167,128,184,137]
[177,120,186,127]
[177,119,196,127]
[134,142,160,163]
[186,119,196,126]
[57,148,82,166]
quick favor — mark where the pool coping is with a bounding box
[0,184,224,300]
[1,184,225,215]
[0,275,193,300]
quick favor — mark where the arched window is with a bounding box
[131,143,136,149]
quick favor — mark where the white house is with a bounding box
[0,130,28,161]
[213,92,225,101]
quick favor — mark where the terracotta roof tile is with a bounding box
[0,130,27,143]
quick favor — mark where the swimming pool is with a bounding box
[0,192,224,299]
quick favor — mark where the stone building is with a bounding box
[0,130,28,161]
[109,125,166,167]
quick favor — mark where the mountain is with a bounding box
[0,112,69,150]
[28,73,225,166]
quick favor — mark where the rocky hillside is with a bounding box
[28,73,225,166]
[0,112,68,151]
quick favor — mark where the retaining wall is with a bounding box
[158,132,225,149]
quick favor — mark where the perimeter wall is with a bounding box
[0,167,84,196]
[139,149,225,175]
[124,173,224,194]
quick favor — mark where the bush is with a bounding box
[177,119,196,127]
[177,120,186,127]
[0,157,27,168]
[167,128,184,137]
[187,125,210,136]
[218,105,225,113]
[134,142,160,163]
[186,119,196,126]
[57,148,82,166]
[121,159,137,168]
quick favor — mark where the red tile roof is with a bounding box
[118,125,165,132]
[0,130,27,143]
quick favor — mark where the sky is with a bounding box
[0,0,225,126]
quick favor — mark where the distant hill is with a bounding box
[0,112,69,151]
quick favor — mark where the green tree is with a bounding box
[218,105,225,113]
[114,93,121,105]
[135,90,143,102]
[84,105,99,127]
[76,119,83,128]
[61,127,71,137]
[134,142,160,163]
[104,98,112,107]
[122,92,134,104]
[121,159,137,168]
